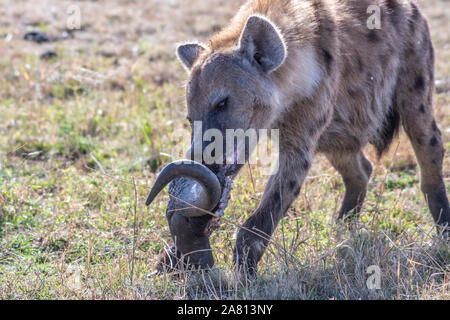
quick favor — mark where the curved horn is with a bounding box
[145,160,222,216]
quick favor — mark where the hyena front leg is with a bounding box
[325,151,373,220]
[233,148,313,276]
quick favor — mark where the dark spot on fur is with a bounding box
[288,180,297,192]
[357,57,364,73]
[302,160,310,171]
[323,24,335,34]
[405,48,414,57]
[322,48,333,73]
[318,115,328,127]
[348,89,357,99]
[408,4,420,34]
[294,187,301,197]
[273,192,281,205]
[431,121,438,131]
[385,0,398,11]
[385,0,401,27]
[416,137,423,146]
[430,136,438,147]
[311,0,323,11]
[367,30,381,42]
[349,114,356,124]
[411,3,420,20]
[432,121,441,135]
[379,54,390,69]
[414,75,425,91]
[408,21,416,34]
[419,104,426,114]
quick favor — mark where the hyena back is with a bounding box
[176,0,449,274]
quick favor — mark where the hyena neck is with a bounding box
[271,44,325,109]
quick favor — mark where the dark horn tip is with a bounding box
[145,188,158,206]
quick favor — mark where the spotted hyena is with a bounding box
[174,0,449,274]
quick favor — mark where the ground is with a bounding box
[0,0,449,300]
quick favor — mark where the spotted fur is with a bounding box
[176,0,449,275]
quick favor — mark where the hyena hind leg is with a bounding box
[326,151,373,220]
[399,99,450,231]
[395,50,449,231]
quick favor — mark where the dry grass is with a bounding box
[0,0,449,300]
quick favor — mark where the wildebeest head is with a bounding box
[146,160,231,271]
[177,15,287,176]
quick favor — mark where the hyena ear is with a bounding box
[239,15,287,73]
[177,42,206,70]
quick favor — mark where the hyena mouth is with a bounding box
[203,174,232,239]
[222,144,246,177]
[211,147,243,216]
[213,174,233,217]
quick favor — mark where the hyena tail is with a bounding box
[372,102,401,159]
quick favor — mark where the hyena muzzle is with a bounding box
[147,0,449,275]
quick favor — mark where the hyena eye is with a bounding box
[186,116,193,126]
[216,98,228,109]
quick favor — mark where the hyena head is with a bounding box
[178,15,287,175]
[150,15,288,272]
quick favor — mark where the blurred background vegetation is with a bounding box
[0,0,448,299]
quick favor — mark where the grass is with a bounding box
[0,0,449,300]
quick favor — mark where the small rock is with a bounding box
[40,49,57,60]
[24,31,50,44]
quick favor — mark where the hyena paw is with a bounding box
[233,238,266,278]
